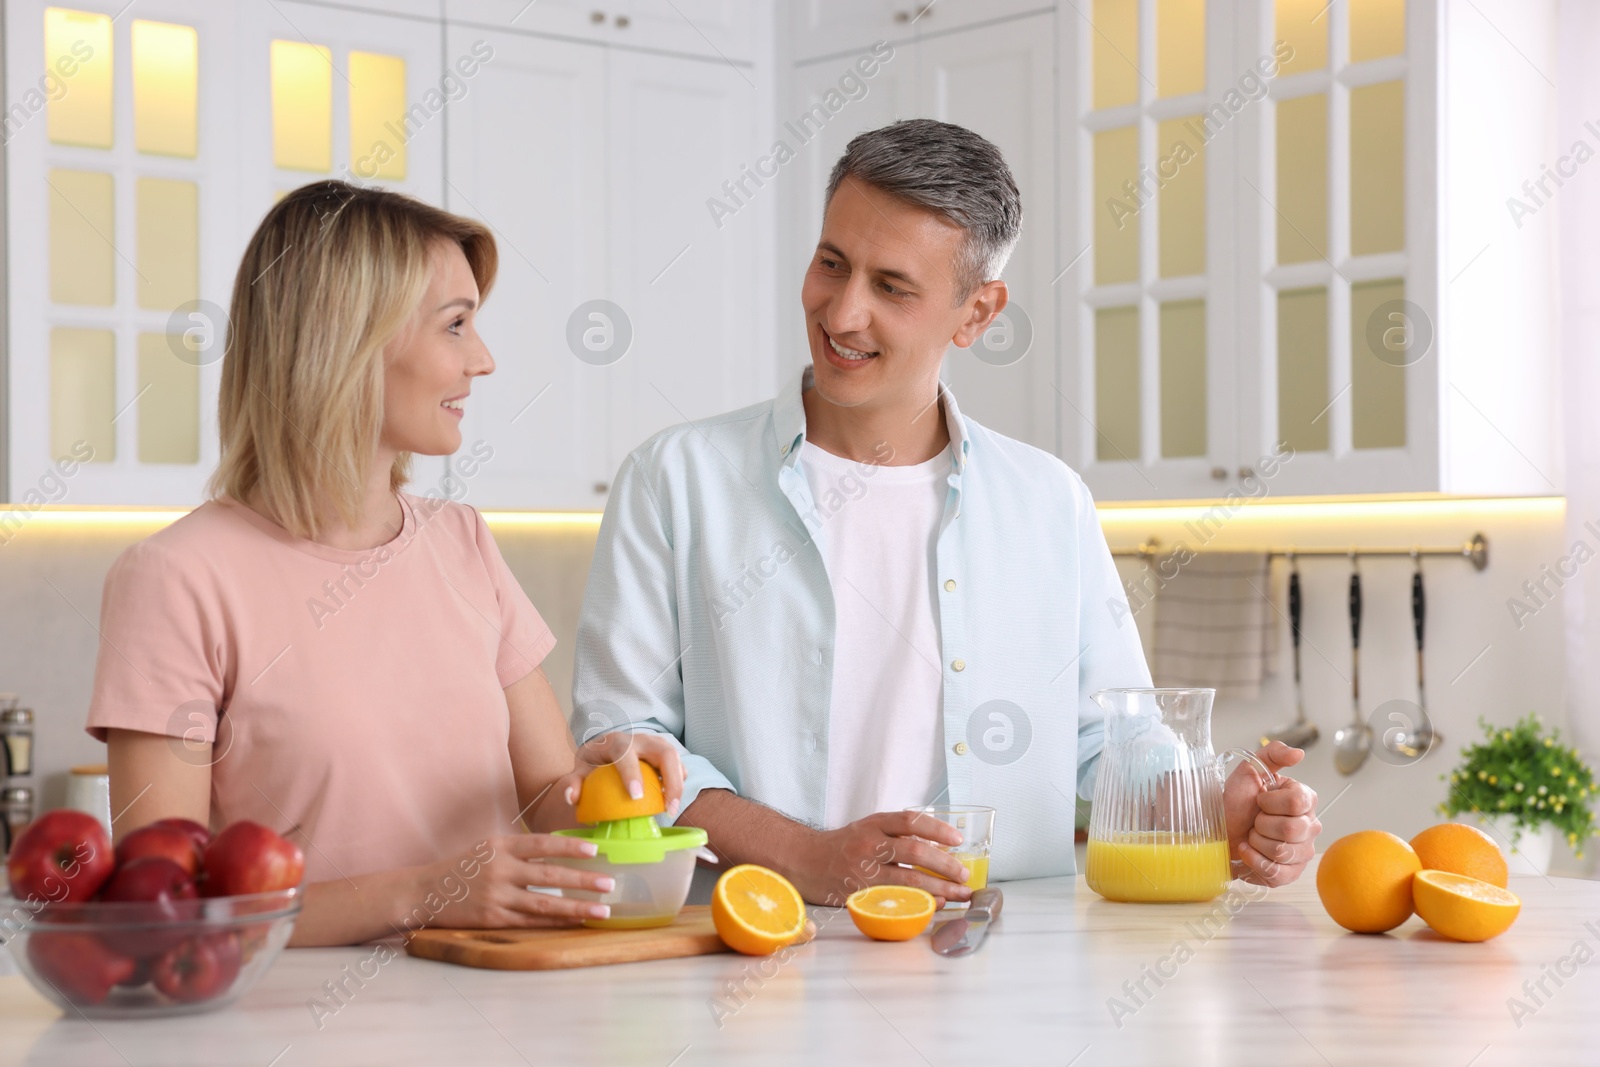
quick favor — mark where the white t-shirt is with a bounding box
[800,439,952,828]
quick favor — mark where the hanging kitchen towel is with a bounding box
[1150,551,1276,699]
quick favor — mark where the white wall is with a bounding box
[2,497,1586,875]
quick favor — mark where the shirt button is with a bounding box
[812,650,824,666]
[781,443,790,455]
[944,579,957,592]
[951,659,966,672]
[954,742,970,756]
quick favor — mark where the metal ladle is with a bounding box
[1383,551,1442,760]
[1262,554,1319,749]
[1333,553,1371,774]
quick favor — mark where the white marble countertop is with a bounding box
[4,860,1599,1067]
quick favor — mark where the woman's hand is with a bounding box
[407,834,617,932]
[552,731,687,817]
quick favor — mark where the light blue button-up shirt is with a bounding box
[572,368,1152,880]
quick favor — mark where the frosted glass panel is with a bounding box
[51,328,115,462]
[1159,300,1206,458]
[1156,0,1205,98]
[1096,306,1142,462]
[1350,81,1405,255]
[349,52,407,181]
[1275,0,1329,75]
[132,21,199,158]
[1349,0,1405,62]
[1351,279,1407,449]
[49,169,115,306]
[271,40,333,172]
[45,8,113,148]
[138,333,199,463]
[1095,126,1140,285]
[1276,93,1328,264]
[136,179,198,311]
[1277,287,1329,453]
[1093,0,1140,109]
[1158,117,1205,278]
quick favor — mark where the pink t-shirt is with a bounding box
[85,492,556,884]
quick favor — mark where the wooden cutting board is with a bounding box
[403,906,730,970]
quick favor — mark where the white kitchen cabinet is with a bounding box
[441,26,611,510]
[443,24,769,508]
[3,0,446,505]
[1233,0,1560,498]
[604,48,768,477]
[1056,0,1241,500]
[235,1,446,215]
[444,0,757,63]
[786,0,1048,63]
[914,16,1058,456]
[781,11,1057,454]
[3,0,765,509]
[1057,0,1561,501]
[5,0,240,505]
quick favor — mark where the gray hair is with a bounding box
[824,119,1022,300]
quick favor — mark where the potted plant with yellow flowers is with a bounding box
[1440,715,1597,875]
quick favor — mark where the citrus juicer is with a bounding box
[551,760,712,929]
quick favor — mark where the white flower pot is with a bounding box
[1473,815,1557,876]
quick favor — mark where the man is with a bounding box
[574,119,1320,905]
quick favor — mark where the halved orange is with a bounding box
[574,757,664,824]
[846,886,937,942]
[1412,870,1521,942]
[712,865,808,956]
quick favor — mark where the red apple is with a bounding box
[26,931,136,1006]
[97,857,199,957]
[201,821,304,897]
[100,856,197,904]
[115,824,203,877]
[6,810,114,904]
[152,933,241,1003]
[151,817,210,853]
[116,958,154,989]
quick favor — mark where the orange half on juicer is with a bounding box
[551,758,711,929]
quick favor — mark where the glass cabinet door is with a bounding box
[1249,0,1434,495]
[7,0,448,505]
[1063,0,1237,501]
[6,2,234,505]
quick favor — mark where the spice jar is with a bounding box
[3,785,34,858]
[0,695,32,779]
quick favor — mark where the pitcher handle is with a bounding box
[1219,747,1280,791]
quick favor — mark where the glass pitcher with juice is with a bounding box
[1086,688,1278,902]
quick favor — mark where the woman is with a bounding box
[86,181,682,946]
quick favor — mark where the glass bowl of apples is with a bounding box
[3,810,305,1018]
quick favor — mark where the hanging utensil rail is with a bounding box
[1109,533,1488,571]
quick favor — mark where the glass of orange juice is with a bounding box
[904,805,995,898]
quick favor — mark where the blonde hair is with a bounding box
[208,181,497,539]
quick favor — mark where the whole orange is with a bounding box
[1316,830,1422,934]
[1409,823,1509,888]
